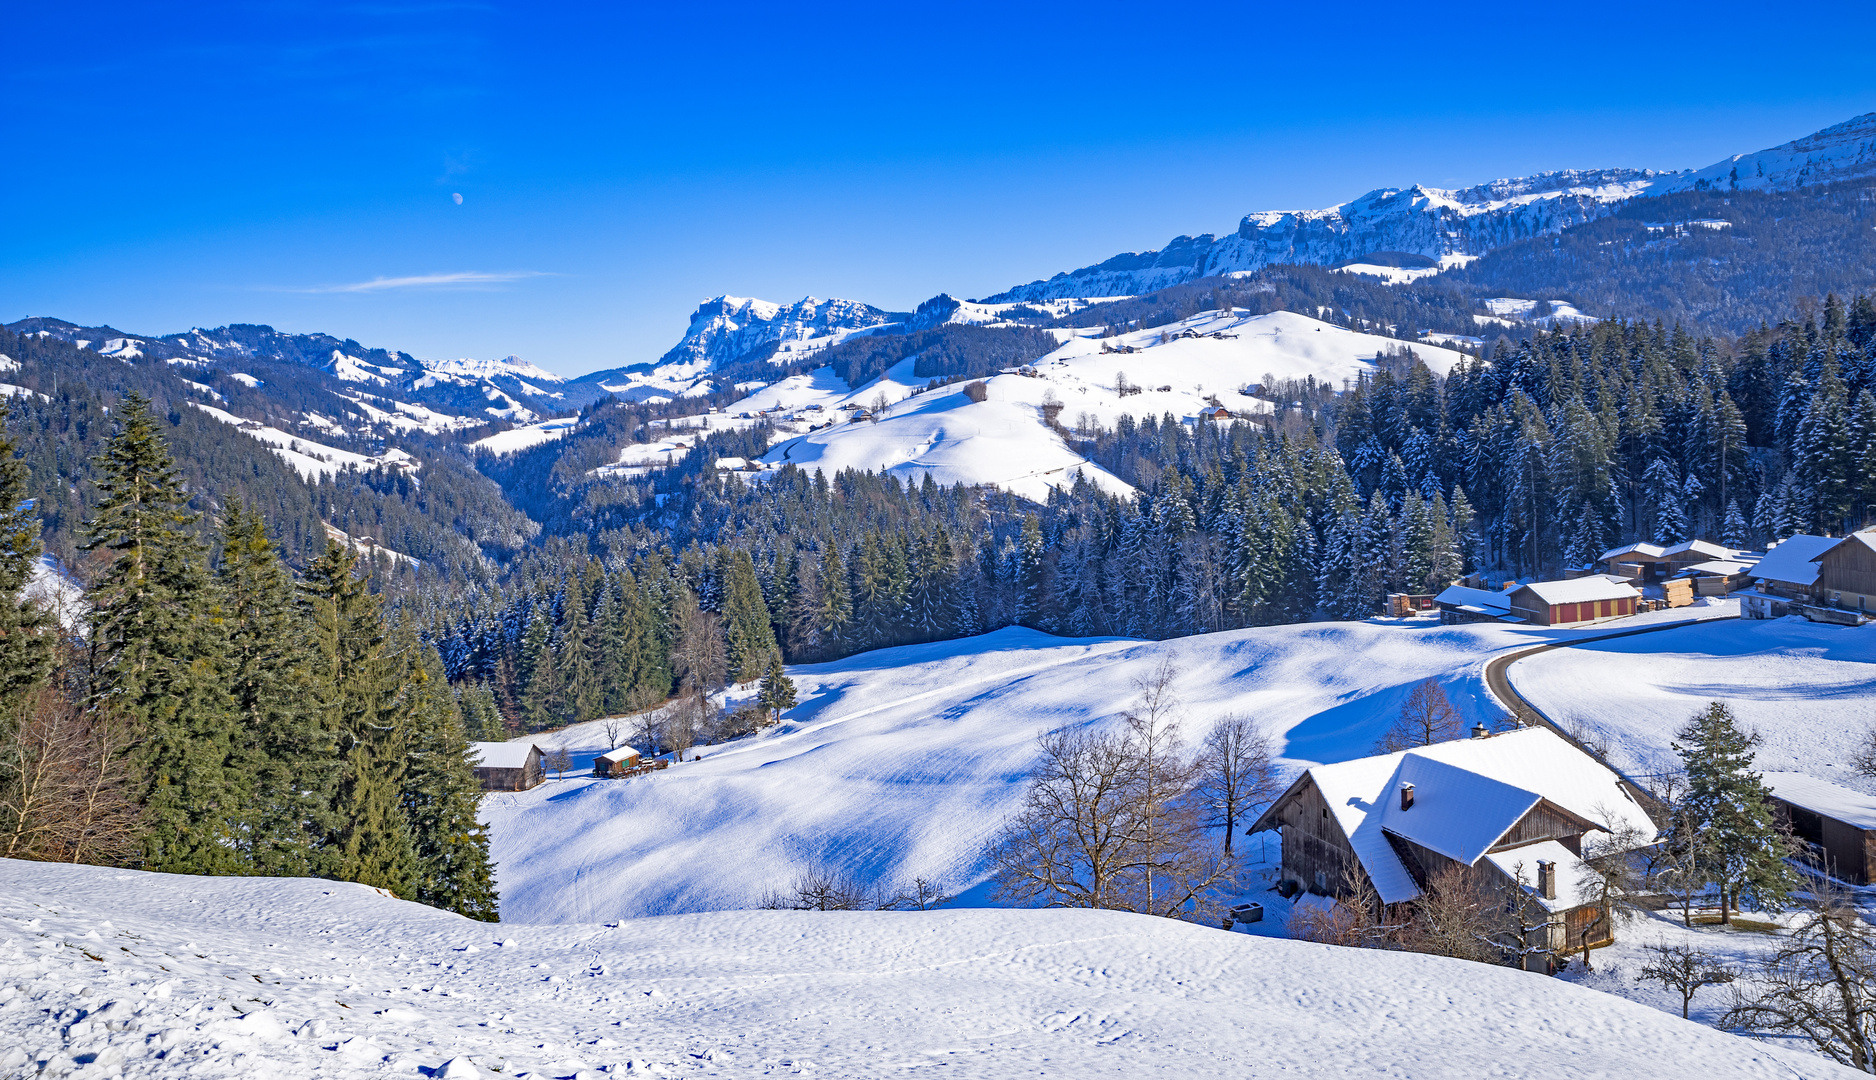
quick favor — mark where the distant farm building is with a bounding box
[1764,773,1876,885]
[594,745,645,778]
[470,742,545,792]
[1434,584,1511,624]
[1598,539,1736,582]
[1251,727,1657,962]
[1506,578,1639,626]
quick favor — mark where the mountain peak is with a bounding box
[422,354,566,384]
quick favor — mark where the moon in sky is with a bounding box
[452,192,464,205]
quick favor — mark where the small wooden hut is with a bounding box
[594,745,645,778]
[1506,578,1639,626]
[470,741,545,792]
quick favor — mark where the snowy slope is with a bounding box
[482,611,1724,925]
[2,859,1840,1080]
[756,310,1462,499]
[421,355,566,385]
[1509,616,1876,792]
[1656,110,1876,194]
[188,403,419,481]
[471,415,579,455]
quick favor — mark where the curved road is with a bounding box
[1481,611,1740,813]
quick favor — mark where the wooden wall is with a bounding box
[1276,780,1360,894]
[1818,539,1876,608]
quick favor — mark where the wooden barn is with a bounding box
[1764,773,1876,885]
[1815,532,1876,614]
[1747,534,1840,600]
[1433,584,1511,625]
[1506,577,1639,626]
[470,741,545,792]
[1250,727,1659,961]
[594,745,645,778]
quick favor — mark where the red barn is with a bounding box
[1507,578,1639,626]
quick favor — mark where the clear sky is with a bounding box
[5,2,1873,376]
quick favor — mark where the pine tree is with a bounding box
[456,681,506,741]
[393,622,498,920]
[815,547,852,657]
[719,549,778,684]
[1669,701,1796,924]
[756,651,796,724]
[0,401,53,706]
[302,539,413,892]
[83,392,240,874]
[217,501,333,876]
[1013,514,1046,628]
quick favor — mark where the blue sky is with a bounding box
[5,2,1874,376]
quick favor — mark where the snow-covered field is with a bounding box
[753,310,1462,499]
[472,415,580,455]
[1510,615,1876,793]
[3,859,1841,1080]
[483,611,1727,926]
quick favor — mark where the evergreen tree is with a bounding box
[393,622,498,920]
[1669,701,1796,924]
[719,549,778,684]
[217,501,333,876]
[0,401,52,704]
[83,392,240,874]
[756,651,797,724]
[456,680,506,741]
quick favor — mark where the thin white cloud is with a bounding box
[279,271,548,294]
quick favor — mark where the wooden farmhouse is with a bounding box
[1505,577,1639,626]
[470,741,545,792]
[1433,584,1512,625]
[594,745,644,778]
[1746,531,1876,617]
[1764,773,1876,885]
[1599,539,1736,582]
[1251,727,1658,960]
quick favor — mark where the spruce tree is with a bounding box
[0,401,53,705]
[218,501,333,876]
[1669,701,1795,924]
[83,392,240,874]
[393,621,498,920]
[756,651,797,724]
[720,549,778,684]
[302,538,413,892]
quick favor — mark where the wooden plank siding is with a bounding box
[1490,801,1592,855]
[1817,537,1876,612]
[1274,780,1363,894]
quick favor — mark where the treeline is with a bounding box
[0,394,496,920]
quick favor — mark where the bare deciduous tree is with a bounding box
[546,745,573,780]
[600,714,628,752]
[1724,893,1876,1071]
[1291,863,1401,948]
[1395,865,1504,965]
[670,608,728,759]
[1638,943,1735,1019]
[1571,815,1655,970]
[1375,678,1463,752]
[1194,715,1277,855]
[989,662,1229,924]
[0,685,141,865]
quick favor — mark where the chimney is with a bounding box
[1399,782,1415,811]
[1535,860,1556,900]
[1471,721,1488,739]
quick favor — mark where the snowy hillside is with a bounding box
[481,611,1731,925]
[1509,616,1876,792]
[4,859,1840,1080]
[1656,110,1876,194]
[752,310,1463,500]
[988,112,1876,302]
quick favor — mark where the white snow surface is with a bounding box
[1509,616,1876,794]
[188,403,419,481]
[422,354,566,384]
[1,859,1841,1080]
[483,612,1724,925]
[756,310,1460,501]
[472,415,579,455]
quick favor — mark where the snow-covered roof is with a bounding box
[1279,728,1656,905]
[470,741,541,770]
[1685,559,1753,576]
[1662,539,1735,560]
[1749,534,1841,586]
[1480,840,1598,913]
[1510,578,1640,605]
[1434,584,1510,614]
[598,745,643,765]
[1599,541,1665,562]
[1763,772,1876,830]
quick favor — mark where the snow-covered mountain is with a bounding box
[568,295,907,403]
[1656,110,1876,194]
[987,112,1876,302]
[420,354,565,386]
